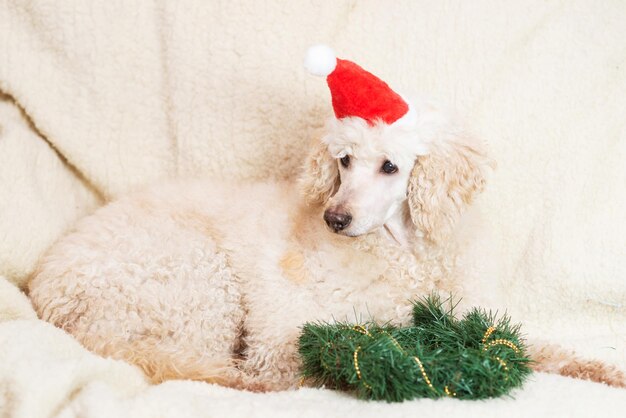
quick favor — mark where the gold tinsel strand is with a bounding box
[352,325,371,336]
[385,330,440,394]
[483,339,521,353]
[353,346,372,390]
[482,326,496,344]
[494,356,509,371]
[444,385,457,397]
[413,355,437,393]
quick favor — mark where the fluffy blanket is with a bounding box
[0,0,625,416]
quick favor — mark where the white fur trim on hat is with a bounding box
[304,44,337,77]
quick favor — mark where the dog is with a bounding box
[28,46,625,391]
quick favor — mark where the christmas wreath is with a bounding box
[298,294,532,402]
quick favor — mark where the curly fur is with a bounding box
[299,139,339,206]
[408,133,494,243]
[28,100,625,391]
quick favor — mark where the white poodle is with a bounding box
[28,47,624,391]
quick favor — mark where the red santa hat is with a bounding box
[304,45,409,126]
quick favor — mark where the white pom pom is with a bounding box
[304,44,337,77]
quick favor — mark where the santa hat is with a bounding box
[304,45,409,126]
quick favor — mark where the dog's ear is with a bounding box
[407,133,494,244]
[298,139,340,205]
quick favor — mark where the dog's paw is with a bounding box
[558,358,626,388]
[529,342,626,388]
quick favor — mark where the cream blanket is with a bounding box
[1,0,625,416]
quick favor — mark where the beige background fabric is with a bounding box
[0,0,625,416]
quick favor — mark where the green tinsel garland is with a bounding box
[298,294,532,402]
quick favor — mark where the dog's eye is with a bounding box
[340,155,351,168]
[381,160,398,174]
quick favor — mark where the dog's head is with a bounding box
[299,103,493,245]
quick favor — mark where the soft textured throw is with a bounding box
[0,1,625,416]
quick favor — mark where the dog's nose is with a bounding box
[324,210,352,232]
